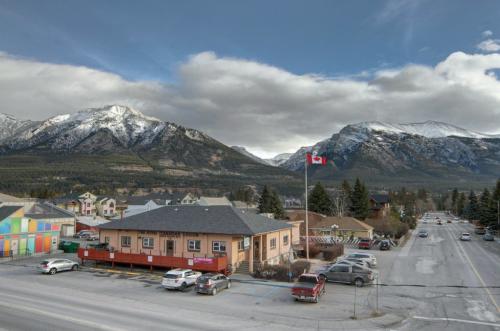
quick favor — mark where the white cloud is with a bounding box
[477,39,500,52]
[1,51,500,157]
[482,30,493,38]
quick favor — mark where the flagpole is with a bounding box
[305,155,309,261]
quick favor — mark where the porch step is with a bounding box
[235,261,249,274]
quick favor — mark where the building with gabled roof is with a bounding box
[97,205,293,273]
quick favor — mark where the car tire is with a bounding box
[71,265,78,271]
[227,281,231,289]
[354,278,364,287]
[49,268,57,275]
[180,282,187,291]
[212,288,217,296]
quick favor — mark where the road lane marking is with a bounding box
[0,301,122,331]
[445,224,500,314]
[413,315,500,327]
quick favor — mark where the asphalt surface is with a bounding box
[383,212,500,330]
[0,211,498,330]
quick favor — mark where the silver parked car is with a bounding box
[38,258,79,275]
[195,273,231,295]
[317,263,374,287]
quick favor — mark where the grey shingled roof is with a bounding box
[0,206,23,221]
[25,203,75,219]
[99,205,291,236]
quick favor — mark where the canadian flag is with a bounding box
[306,152,327,165]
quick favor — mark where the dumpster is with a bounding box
[62,241,80,253]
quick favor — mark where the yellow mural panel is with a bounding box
[28,219,37,233]
[12,209,24,218]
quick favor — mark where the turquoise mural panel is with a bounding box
[27,236,35,254]
[0,219,11,235]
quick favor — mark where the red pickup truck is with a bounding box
[291,273,326,303]
[358,238,373,249]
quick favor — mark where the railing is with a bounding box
[77,248,228,273]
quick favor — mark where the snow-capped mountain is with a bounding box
[0,105,288,180]
[0,113,35,142]
[231,146,269,165]
[1,105,203,151]
[281,121,500,184]
[265,153,293,167]
[351,120,500,139]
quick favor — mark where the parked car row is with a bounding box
[73,230,99,241]
[161,268,231,295]
[357,238,394,251]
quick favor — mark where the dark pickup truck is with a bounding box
[291,273,326,303]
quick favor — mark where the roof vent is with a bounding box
[205,208,209,211]
[241,210,246,214]
[174,208,178,211]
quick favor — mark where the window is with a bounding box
[331,265,349,273]
[188,240,201,251]
[121,236,131,247]
[212,241,226,252]
[270,238,277,250]
[104,236,110,243]
[238,239,245,251]
[283,235,289,246]
[143,237,154,248]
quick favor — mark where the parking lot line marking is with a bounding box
[445,225,500,314]
[0,300,122,331]
[413,315,500,327]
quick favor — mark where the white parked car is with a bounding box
[346,252,377,268]
[162,269,202,290]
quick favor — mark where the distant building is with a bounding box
[76,215,110,233]
[197,196,232,206]
[369,194,391,219]
[95,197,116,217]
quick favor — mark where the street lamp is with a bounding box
[331,224,339,240]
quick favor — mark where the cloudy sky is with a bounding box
[1,1,500,158]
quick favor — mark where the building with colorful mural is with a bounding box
[0,206,60,257]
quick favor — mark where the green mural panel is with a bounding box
[11,218,21,234]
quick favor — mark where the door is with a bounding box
[28,236,35,254]
[19,238,27,256]
[35,235,43,253]
[327,265,350,283]
[165,240,175,256]
[11,239,19,256]
[43,236,51,253]
[253,240,259,259]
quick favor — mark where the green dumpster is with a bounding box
[62,241,80,253]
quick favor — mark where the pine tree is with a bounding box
[479,188,494,225]
[258,185,284,219]
[466,190,480,220]
[350,178,370,220]
[491,179,500,226]
[308,182,332,215]
[457,192,466,217]
[451,188,459,215]
[341,180,352,213]
[258,185,272,214]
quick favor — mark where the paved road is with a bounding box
[381,212,500,331]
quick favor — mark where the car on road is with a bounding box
[195,273,231,295]
[73,230,94,239]
[162,269,202,290]
[418,230,429,238]
[38,258,79,275]
[447,220,452,223]
[474,227,486,235]
[459,233,471,241]
[357,238,373,250]
[437,220,443,225]
[291,273,326,303]
[346,252,377,268]
[483,232,495,241]
[379,240,391,250]
[317,263,374,287]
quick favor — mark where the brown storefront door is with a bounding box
[166,240,175,256]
